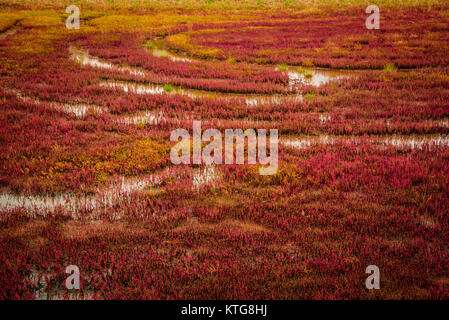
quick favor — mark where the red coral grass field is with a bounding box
[0,0,449,300]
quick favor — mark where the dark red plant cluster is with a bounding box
[81,33,291,94]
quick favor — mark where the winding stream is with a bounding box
[0,174,162,216]
[0,25,19,40]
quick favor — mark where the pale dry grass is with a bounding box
[5,220,48,249]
